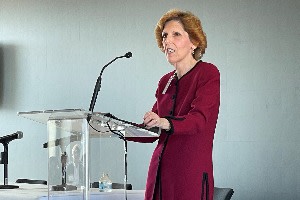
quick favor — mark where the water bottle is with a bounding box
[99,173,112,192]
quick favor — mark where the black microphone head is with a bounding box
[124,52,132,58]
[16,131,23,139]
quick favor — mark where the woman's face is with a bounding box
[162,20,195,66]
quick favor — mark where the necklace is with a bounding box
[162,71,177,94]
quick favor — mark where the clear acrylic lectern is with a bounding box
[18,109,158,200]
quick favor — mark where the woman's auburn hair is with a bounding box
[155,9,207,60]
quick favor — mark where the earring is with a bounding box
[192,48,195,55]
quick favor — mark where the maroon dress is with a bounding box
[130,61,220,200]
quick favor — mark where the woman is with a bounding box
[134,9,220,200]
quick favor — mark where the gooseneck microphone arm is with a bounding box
[87,52,132,199]
[88,52,132,113]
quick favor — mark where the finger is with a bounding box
[143,118,151,125]
[144,118,159,128]
[143,111,152,119]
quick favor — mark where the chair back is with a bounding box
[213,187,234,200]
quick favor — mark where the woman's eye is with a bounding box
[174,32,181,36]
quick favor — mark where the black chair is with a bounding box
[112,182,132,190]
[213,187,234,200]
[16,178,47,185]
[90,182,132,190]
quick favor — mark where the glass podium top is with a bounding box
[18,109,159,138]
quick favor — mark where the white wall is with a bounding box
[0,0,299,199]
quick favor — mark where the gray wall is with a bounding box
[0,0,299,199]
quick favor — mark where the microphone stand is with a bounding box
[87,52,132,200]
[0,142,19,189]
[43,135,81,191]
[106,122,128,200]
[123,140,128,200]
[51,152,77,191]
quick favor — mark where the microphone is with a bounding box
[124,52,132,58]
[88,52,132,113]
[0,131,23,144]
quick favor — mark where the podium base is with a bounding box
[0,184,19,189]
[52,184,77,191]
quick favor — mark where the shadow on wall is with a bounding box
[0,44,17,109]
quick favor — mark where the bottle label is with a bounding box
[99,181,112,192]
